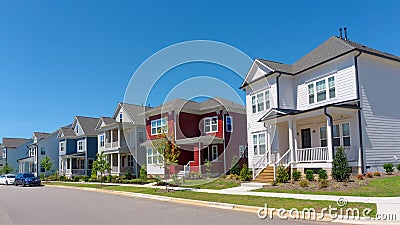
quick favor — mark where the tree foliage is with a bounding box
[151,129,180,179]
[40,156,53,177]
[1,162,14,174]
[332,146,351,182]
[92,151,111,186]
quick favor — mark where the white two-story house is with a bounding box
[96,103,148,178]
[242,36,400,182]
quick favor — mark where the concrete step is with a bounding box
[241,182,267,189]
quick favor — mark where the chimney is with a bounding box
[339,28,343,39]
[344,27,348,40]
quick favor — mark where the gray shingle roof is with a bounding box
[75,116,100,136]
[33,132,50,140]
[60,127,76,137]
[100,117,116,125]
[121,103,151,125]
[2,138,30,148]
[257,36,400,75]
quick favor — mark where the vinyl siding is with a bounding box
[358,55,400,168]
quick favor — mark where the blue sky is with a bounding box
[0,1,399,139]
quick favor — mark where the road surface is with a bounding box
[0,185,330,225]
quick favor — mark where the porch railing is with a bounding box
[111,166,119,173]
[296,147,329,162]
[71,169,86,175]
[275,149,291,168]
[252,153,269,180]
[183,161,194,177]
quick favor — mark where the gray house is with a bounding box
[1,138,33,174]
[58,116,100,178]
[18,131,60,177]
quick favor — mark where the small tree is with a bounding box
[230,156,241,175]
[239,164,252,181]
[92,151,111,187]
[332,146,351,182]
[1,162,14,175]
[383,163,394,174]
[151,129,180,190]
[139,166,147,181]
[276,165,289,183]
[204,159,212,178]
[40,156,53,179]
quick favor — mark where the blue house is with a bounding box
[58,116,99,178]
[1,137,33,174]
[18,131,60,177]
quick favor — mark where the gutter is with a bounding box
[276,73,282,108]
[354,51,365,173]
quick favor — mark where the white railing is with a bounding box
[111,166,119,173]
[296,147,329,162]
[183,161,194,177]
[274,149,291,181]
[112,141,119,148]
[252,153,269,179]
[66,169,71,174]
[71,169,86,175]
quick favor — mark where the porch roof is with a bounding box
[61,152,85,158]
[258,104,361,122]
[17,156,34,162]
[175,136,224,145]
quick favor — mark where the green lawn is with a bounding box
[181,178,241,190]
[46,182,376,216]
[254,176,400,197]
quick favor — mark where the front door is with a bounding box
[301,128,311,149]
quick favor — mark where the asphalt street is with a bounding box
[0,185,330,225]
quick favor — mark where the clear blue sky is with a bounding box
[1,1,399,140]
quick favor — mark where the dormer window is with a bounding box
[75,125,79,133]
[119,112,123,123]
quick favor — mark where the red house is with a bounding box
[144,97,247,177]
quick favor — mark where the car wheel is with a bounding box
[5,181,8,186]
[14,181,18,186]
[22,181,25,187]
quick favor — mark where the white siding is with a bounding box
[358,55,400,168]
[279,76,295,109]
[295,55,357,110]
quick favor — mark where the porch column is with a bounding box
[118,128,121,148]
[110,130,113,143]
[293,120,297,163]
[110,154,114,173]
[117,153,121,174]
[266,124,272,163]
[69,158,72,173]
[288,118,294,163]
[326,117,333,162]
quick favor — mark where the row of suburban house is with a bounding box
[1,35,400,182]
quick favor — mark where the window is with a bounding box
[328,77,336,98]
[239,145,245,158]
[251,96,256,113]
[226,116,233,132]
[257,93,264,112]
[204,116,218,133]
[320,126,327,147]
[151,118,167,135]
[333,124,340,147]
[211,145,218,161]
[308,84,315,104]
[60,142,65,152]
[316,80,326,102]
[100,135,105,147]
[265,90,270,110]
[127,155,134,167]
[2,150,6,159]
[88,158,94,170]
[253,133,266,155]
[119,112,123,123]
[40,147,45,155]
[78,141,83,151]
[75,125,79,133]
[138,131,145,143]
[342,123,350,146]
[308,76,336,104]
[147,149,162,165]
[40,167,45,173]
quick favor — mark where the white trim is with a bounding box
[150,118,167,135]
[211,145,218,161]
[226,116,233,132]
[204,116,218,133]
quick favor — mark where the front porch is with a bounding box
[60,153,87,178]
[253,104,362,181]
[18,157,35,175]
[104,151,135,176]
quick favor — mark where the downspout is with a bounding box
[323,106,334,161]
[275,73,282,108]
[354,51,365,173]
[222,110,226,174]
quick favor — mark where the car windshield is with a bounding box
[23,174,35,178]
[7,176,15,178]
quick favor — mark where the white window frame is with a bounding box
[99,135,105,147]
[40,147,45,155]
[204,116,218,133]
[239,145,245,158]
[319,126,327,147]
[253,132,266,155]
[78,141,83,151]
[226,116,233,132]
[251,96,256,113]
[138,131,145,143]
[151,118,167,135]
[147,148,162,165]
[127,155,134,167]
[342,122,351,147]
[251,90,271,113]
[2,149,6,159]
[60,142,65,152]
[308,76,336,104]
[320,122,351,147]
[211,145,218,161]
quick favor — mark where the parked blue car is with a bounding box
[14,173,41,187]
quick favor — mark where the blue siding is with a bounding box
[37,132,59,176]
[86,137,98,159]
[66,139,77,155]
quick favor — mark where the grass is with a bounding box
[254,175,400,197]
[181,178,241,190]
[46,182,376,216]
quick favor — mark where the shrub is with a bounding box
[365,172,373,178]
[189,172,202,179]
[318,169,328,181]
[111,175,119,183]
[383,163,394,174]
[299,179,309,188]
[305,170,314,181]
[88,178,97,182]
[73,176,81,182]
[226,174,240,180]
[319,179,328,188]
[332,146,351,182]
[356,174,364,180]
[397,164,400,172]
[292,170,301,181]
[124,170,132,180]
[59,175,67,181]
[139,167,148,181]
[82,176,89,182]
[239,164,252,181]
[230,156,241,175]
[276,165,289,183]
[373,171,381,177]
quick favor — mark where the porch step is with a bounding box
[253,166,275,183]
